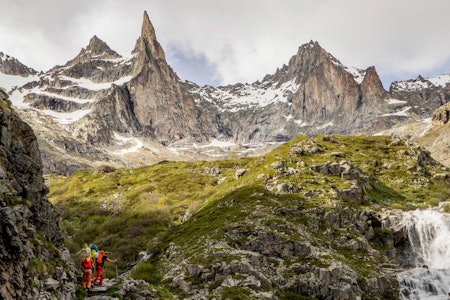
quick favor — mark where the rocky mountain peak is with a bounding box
[132,10,166,68]
[264,40,349,86]
[293,41,336,67]
[126,11,209,144]
[87,35,119,56]
[361,66,386,98]
[65,35,121,66]
[288,40,327,75]
[0,52,37,76]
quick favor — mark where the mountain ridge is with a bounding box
[1,11,449,174]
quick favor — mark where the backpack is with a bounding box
[96,250,105,265]
[82,257,92,269]
[90,244,99,257]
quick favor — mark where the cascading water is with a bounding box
[397,209,450,299]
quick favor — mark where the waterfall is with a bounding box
[398,209,450,299]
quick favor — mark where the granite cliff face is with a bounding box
[127,11,212,144]
[0,90,76,299]
[1,11,449,174]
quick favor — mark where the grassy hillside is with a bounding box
[47,134,449,298]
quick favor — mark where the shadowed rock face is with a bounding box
[0,90,76,299]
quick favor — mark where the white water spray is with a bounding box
[398,209,450,299]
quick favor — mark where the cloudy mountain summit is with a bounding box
[1,11,449,174]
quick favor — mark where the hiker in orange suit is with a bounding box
[81,252,94,291]
[93,250,117,286]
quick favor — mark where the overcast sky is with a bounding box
[2,0,450,88]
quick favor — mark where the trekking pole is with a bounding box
[115,263,118,279]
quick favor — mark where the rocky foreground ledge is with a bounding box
[0,90,76,299]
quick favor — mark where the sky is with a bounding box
[1,0,450,89]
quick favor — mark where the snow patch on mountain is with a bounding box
[428,74,450,87]
[381,106,411,117]
[0,73,39,92]
[10,87,37,108]
[316,122,333,130]
[193,79,299,111]
[417,118,433,137]
[392,74,450,92]
[8,80,94,123]
[193,139,237,149]
[58,75,133,91]
[10,86,92,124]
[392,80,433,92]
[344,66,366,84]
[110,132,144,155]
[106,57,133,65]
[386,98,408,105]
[294,119,308,127]
[40,108,92,125]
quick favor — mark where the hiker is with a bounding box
[80,252,94,291]
[77,243,91,258]
[92,250,117,286]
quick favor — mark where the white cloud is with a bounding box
[1,0,450,88]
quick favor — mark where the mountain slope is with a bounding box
[47,134,450,299]
[416,102,450,166]
[375,101,450,167]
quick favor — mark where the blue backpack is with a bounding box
[89,244,99,257]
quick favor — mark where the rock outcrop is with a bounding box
[0,52,37,76]
[159,204,398,299]
[432,101,450,124]
[0,89,76,299]
[417,102,450,166]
